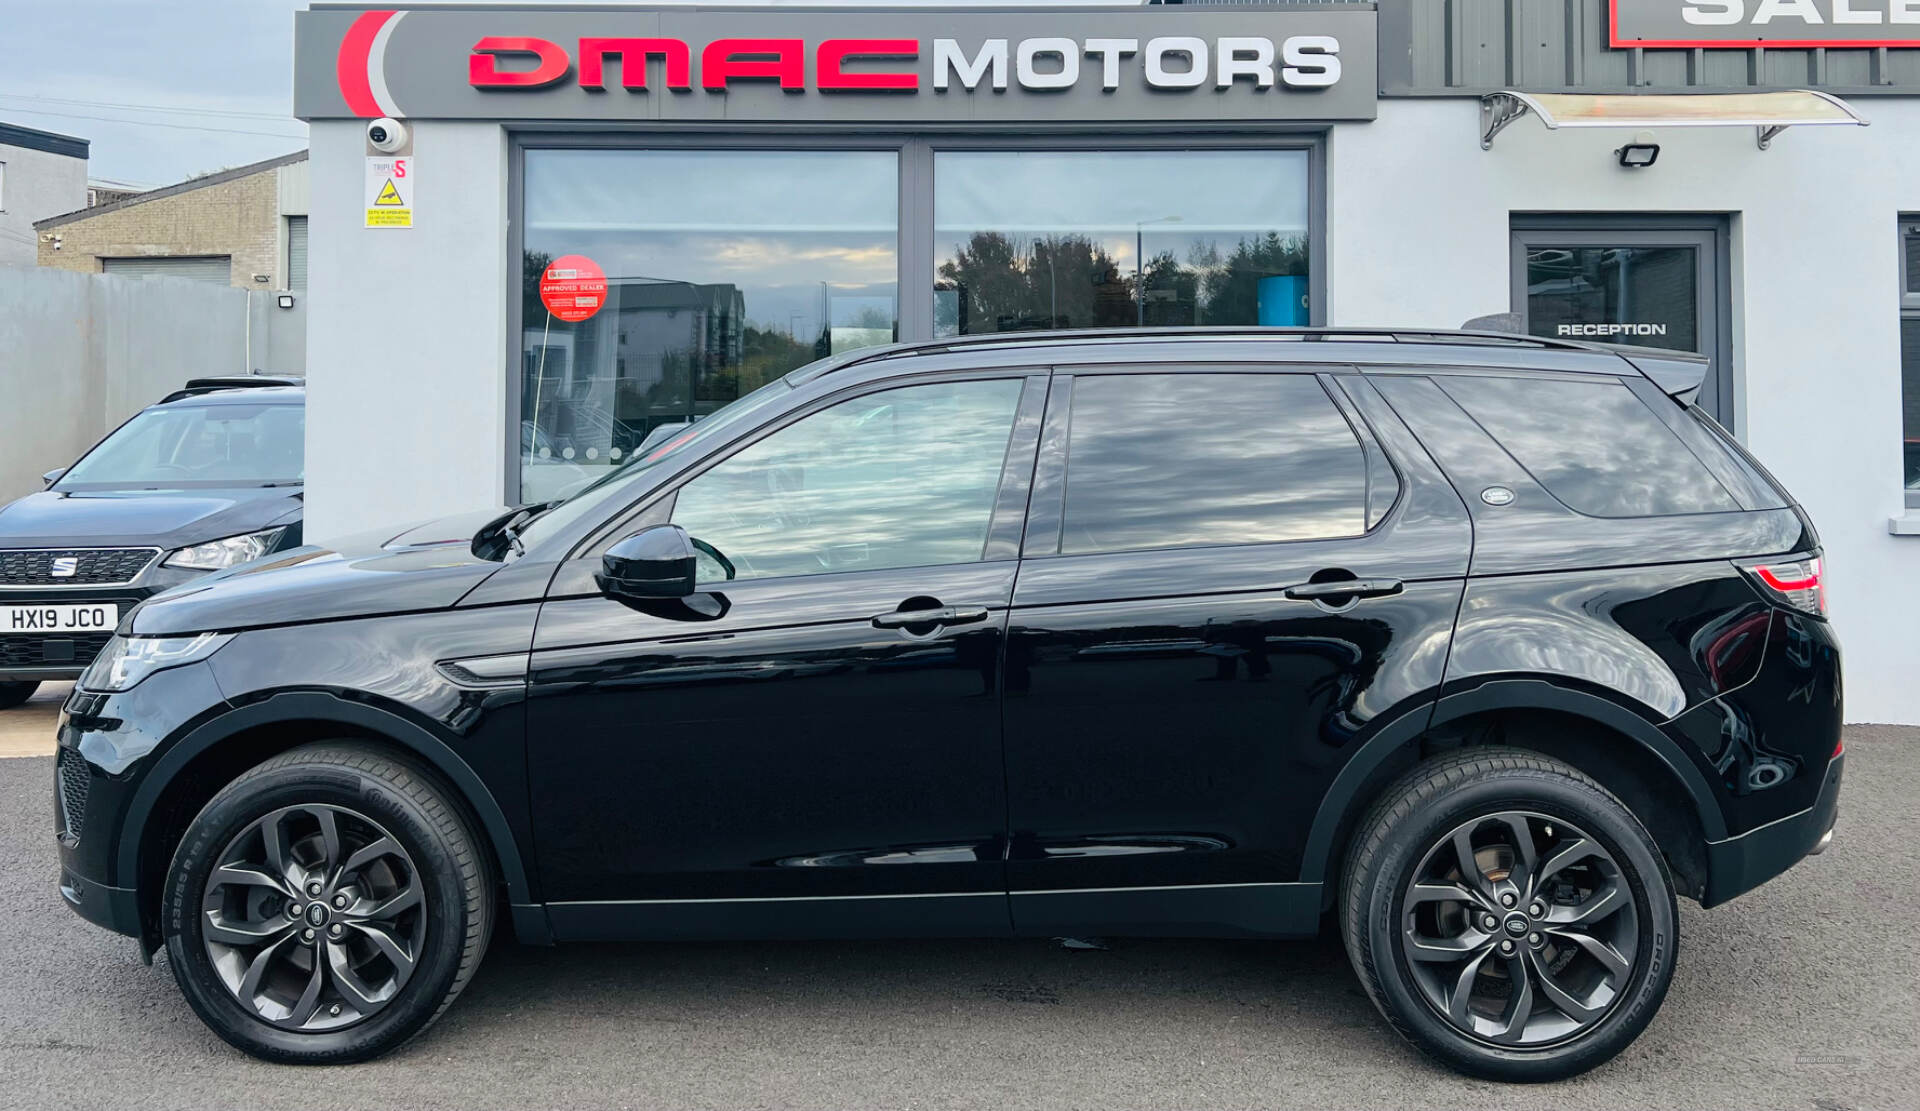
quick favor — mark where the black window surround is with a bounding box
[1900,218,1920,510]
[504,130,1328,505]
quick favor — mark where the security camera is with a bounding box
[366,117,409,154]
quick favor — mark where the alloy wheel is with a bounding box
[200,804,427,1032]
[1400,810,1639,1048]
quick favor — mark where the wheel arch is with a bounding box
[1301,679,1726,904]
[118,692,538,946]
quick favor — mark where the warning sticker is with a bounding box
[538,255,609,323]
[365,156,413,228]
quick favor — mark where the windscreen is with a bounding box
[58,402,305,488]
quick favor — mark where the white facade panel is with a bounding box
[1329,98,1917,723]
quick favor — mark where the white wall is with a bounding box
[1330,99,1918,724]
[303,120,510,542]
[0,141,87,267]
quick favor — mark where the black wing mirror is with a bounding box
[41,467,67,488]
[597,524,699,600]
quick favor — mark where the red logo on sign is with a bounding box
[538,255,608,323]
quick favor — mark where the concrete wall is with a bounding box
[0,267,303,503]
[303,121,510,542]
[0,141,87,267]
[37,158,307,290]
[1328,98,1918,724]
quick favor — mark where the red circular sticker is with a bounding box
[538,255,608,323]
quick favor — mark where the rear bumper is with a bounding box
[1702,754,1843,907]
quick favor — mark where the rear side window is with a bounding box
[1438,375,1739,518]
[1060,373,1368,555]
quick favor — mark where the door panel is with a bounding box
[1002,369,1471,937]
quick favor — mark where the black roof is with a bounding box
[158,383,306,406]
[0,120,88,160]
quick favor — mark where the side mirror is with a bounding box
[597,524,698,600]
[41,467,66,488]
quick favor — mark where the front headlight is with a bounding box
[80,633,233,692]
[164,527,287,571]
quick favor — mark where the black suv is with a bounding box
[54,331,1840,1080]
[1,378,305,707]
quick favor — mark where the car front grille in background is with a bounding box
[57,748,90,839]
[0,631,115,669]
[0,548,158,586]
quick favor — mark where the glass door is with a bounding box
[1511,218,1731,424]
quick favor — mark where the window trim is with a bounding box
[1899,217,1920,508]
[1023,365,1375,560]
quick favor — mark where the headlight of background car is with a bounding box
[163,527,287,571]
[80,633,233,692]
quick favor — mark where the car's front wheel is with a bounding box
[162,743,493,1063]
[1340,749,1678,1082]
[0,680,39,710]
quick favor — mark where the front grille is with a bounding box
[57,748,90,839]
[0,548,158,587]
[0,631,114,669]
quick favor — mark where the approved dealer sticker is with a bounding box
[538,255,609,323]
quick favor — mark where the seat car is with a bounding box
[53,331,1841,1080]
[0,379,305,708]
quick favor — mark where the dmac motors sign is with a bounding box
[1612,0,1920,47]
[293,6,1378,123]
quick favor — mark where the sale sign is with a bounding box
[538,255,608,323]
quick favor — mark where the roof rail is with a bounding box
[161,374,306,403]
[803,326,1615,381]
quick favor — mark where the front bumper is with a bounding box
[1702,754,1843,907]
[0,585,159,682]
[57,868,142,937]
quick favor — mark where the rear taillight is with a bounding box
[1741,555,1826,617]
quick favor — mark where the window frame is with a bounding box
[503,130,1327,505]
[1898,217,1920,508]
[1021,364,1379,560]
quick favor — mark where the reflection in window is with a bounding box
[1440,375,1738,518]
[1524,246,1697,352]
[933,151,1311,337]
[673,379,1024,583]
[1059,374,1365,555]
[1902,222,1920,497]
[520,150,899,503]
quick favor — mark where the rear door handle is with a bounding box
[1284,578,1405,603]
[871,605,991,630]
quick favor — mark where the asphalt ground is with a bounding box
[0,719,1914,1111]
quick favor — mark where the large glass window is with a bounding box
[1439,375,1739,518]
[673,379,1025,583]
[1523,245,1698,352]
[520,150,899,503]
[1057,373,1365,555]
[933,150,1311,336]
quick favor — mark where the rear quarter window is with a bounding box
[1438,374,1740,518]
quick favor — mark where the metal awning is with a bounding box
[1480,90,1868,152]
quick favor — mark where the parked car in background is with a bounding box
[0,378,305,708]
[52,331,1840,1080]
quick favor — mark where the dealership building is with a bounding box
[295,1,1920,723]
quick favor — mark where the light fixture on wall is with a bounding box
[276,294,296,309]
[1615,131,1661,169]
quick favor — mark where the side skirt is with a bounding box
[1011,882,1325,940]
[545,891,1014,942]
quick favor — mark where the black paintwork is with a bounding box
[0,387,305,682]
[51,331,1844,952]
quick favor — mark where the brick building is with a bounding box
[35,149,309,291]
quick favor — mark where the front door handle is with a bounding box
[871,604,991,630]
[1284,578,1405,603]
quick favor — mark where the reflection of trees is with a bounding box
[935,230,1310,335]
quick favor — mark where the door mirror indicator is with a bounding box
[598,524,699,600]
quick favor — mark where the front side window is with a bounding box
[1057,373,1367,555]
[672,379,1025,583]
[933,150,1311,336]
[520,149,900,503]
[1439,375,1739,518]
[59,403,305,489]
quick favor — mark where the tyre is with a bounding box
[1340,749,1677,1082]
[162,743,493,1063]
[0,681,39,710]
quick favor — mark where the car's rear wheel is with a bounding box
[162,743,493,1063]
[1340,749,1677,1082]
[0,681,39,710]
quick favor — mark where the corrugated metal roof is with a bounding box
[1151,0,1920,95]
